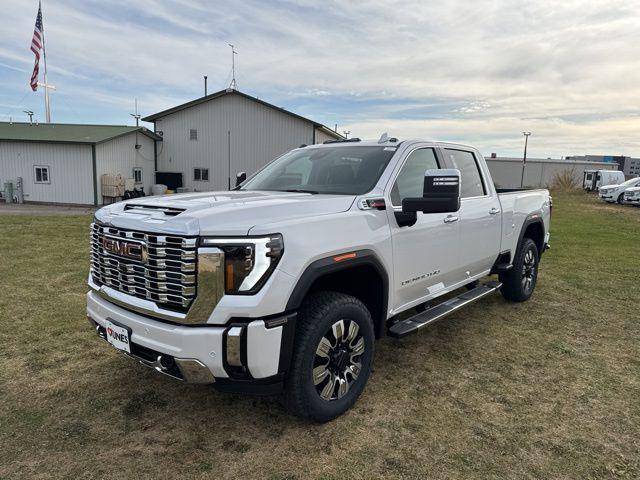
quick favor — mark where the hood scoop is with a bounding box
[123,204,186,217]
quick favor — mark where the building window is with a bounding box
[34,165,50,184]
[194,168,209,181]
[189,129,198,141]
[133,167,143,183]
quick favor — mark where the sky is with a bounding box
[1,0,639,158]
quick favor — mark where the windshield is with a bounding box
[620,177,640,186]
[240,145,397,195]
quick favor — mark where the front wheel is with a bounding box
[617,193,625,204]
[284,291,374,422]
[499,238,539,302]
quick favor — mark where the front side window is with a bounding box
[34,165,50,184]
[390,148,439,206]
[240,146,396,195]
[445,149,486,198]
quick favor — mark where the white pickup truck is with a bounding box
[87,137,551,421]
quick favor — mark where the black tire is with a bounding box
[617,193,624,204]
[499,238,539,302]
[284,291,375,422]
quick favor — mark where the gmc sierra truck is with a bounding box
[87,136,551,421]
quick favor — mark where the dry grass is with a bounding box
[1,192,639,479]
[550,168,581,191]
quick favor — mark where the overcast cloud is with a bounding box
[1,0,639,157]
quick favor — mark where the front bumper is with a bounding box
[599,193,614,202]
[87,291,294,392]
[623,197,640,205]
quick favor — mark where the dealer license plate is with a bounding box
[104,319,131,353]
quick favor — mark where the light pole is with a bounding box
[520,132,531,188]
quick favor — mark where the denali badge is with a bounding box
[102,237,146,262]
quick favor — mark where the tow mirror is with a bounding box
[235,171,247,187]
[402,169,461,214]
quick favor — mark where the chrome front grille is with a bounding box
[90,223,198,312]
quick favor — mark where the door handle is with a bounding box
[489,207,501,215]
[444,215,459,224]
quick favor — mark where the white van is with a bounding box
[595,170,625,190]
[583,170,598,191]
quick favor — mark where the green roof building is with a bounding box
[0,122,161,205]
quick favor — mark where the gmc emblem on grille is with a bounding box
[102,237,146,262]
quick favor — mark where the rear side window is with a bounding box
[391,148,439,206]
[444,149,486,198]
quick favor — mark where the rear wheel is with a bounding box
[284,291,374,422]
[499,238,539,302]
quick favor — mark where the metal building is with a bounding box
[485,156,617,189]
[142,88,342,191]
[0,122,161,205]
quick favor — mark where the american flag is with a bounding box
[30,2,43,92]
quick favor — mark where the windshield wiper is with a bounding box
[282,189,319,194]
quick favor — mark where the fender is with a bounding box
[516,213,546,258]
[285,249,389,338]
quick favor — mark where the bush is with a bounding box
[550,168,580,191]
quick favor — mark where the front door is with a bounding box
[387,146,462,313]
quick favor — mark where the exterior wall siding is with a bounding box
[486,158,617,189]
[154,94,314,191]
[95,132,156,200]
[0,141,93,204]
[314,128,338,144]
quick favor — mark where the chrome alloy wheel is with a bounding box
[522,248,536,293]
[312,319,365,401]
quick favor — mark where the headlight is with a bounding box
[200,235,283,294]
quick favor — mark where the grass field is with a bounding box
[1,191,638,479]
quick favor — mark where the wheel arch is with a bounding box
[285,249,389,339]
[517,214,545,257]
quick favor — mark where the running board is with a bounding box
[388,281,502,338]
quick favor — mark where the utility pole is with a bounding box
[24,110,34,124]
[228,44,238,90]
[520,131,531,188]
[130,98,141,126]
[343,130,350,139]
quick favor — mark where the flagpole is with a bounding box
[40,0,51,123]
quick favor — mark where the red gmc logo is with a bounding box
[102,237,145,262]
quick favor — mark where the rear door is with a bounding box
[386,145,462,312]
[442,147,501,277]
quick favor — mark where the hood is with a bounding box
[625,186,640,193]
[94,190,356,236]
[599,184,620,190]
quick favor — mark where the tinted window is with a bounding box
[241,146,396,195]
[390,148,439,205]
[445,149,486,198]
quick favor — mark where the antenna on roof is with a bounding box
[378,132,389,143]
[23,110,34,125]
[130,98,141,127]
[228,44,238,90]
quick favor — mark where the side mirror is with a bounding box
[402,169,461,214]
[235,171,247,187]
